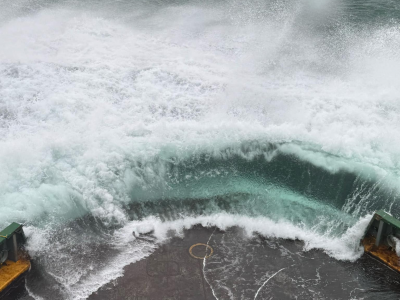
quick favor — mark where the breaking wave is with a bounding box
[0,0,399,298]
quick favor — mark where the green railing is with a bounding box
[0,223,26,264]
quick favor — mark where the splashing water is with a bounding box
[0,0,400,298]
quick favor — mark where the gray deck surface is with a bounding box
[7,225,400,300]
[87,225,400,300]
[88,226,216,300]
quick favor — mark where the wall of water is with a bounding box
[0,0,399,298]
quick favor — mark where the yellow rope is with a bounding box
[0,235,7,238]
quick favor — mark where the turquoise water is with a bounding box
[0,0,400,298]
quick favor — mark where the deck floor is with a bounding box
[8,226,400,300]
[363,236,400,272]
[88,226,216,300]
[0,259,30,294]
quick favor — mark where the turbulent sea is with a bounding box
[0,0,400,299]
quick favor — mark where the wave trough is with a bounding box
[0,0,400,298]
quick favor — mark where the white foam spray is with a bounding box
[0,0,399,298]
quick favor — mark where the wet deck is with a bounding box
[87,225,400,300]
[88,226,216,300]
[0,259,30,299]
[7,225,400,300]
[363,236,400,273]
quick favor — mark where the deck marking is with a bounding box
[199,259,208,300]
[254,267,286,300]
[189,243,213,259]
[203,229,219,300]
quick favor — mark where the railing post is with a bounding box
[7,234,18,262]
[376,220,385,246]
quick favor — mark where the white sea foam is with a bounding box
[0,1,399,298]
[0,6,399,225]
[23,213,369,299]
[25,222,157,300]
[0,4,399,226]
[142,213,370,261]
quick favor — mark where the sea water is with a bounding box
[0,0,400,298]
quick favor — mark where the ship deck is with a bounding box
[86,226,400,300]
[6,226,400,300]
[0,259,30,295]
[363,236,400,273]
